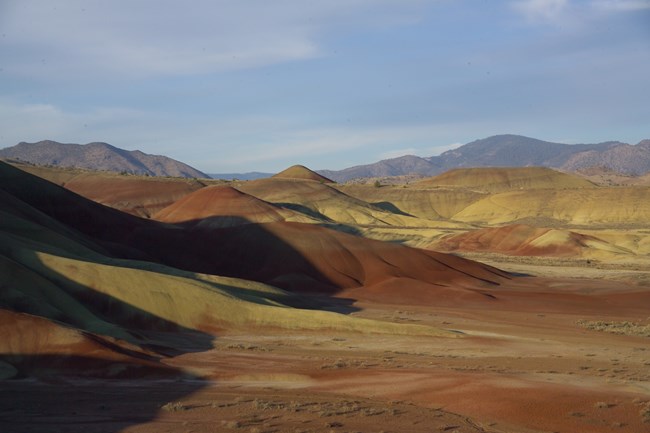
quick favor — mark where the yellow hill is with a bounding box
[237,178,452,228]
[453,187,650,226]
[337,184,486,220]
[0,161,456,368]
[273,164,334,183]
[417,167,596,192]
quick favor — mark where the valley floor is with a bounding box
[3,262,649,433]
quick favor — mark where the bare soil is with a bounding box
[4,267,649,433]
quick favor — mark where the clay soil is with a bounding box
[3,264,649,433]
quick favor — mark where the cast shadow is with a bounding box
[0,250,217,433]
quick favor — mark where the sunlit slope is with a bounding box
[432,224,634,258]
[452,187,650,226]
[0,162,457,342]
[0,162,509,299]
[237,178,446,227]
[3,240,446,336]
[417,167,596,192]
[154,185,318,227]
[337,184,485,220]
[337,167,595,222]
[273,164,334,183]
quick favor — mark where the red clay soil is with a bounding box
[63,175,205,217]
[0,310,178,379]
[433,223,603,256]
[2,162,650,433]
[153,185,300,227]
[167,220,512,295]
[0,161,512,296]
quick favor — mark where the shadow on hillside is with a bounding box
[280,294,361,315]
[371,201,415,217]
[0,376,205,433]
[1,161,362,311]
[276,202,333,221]
[0,250,216,433]
[125,216,362,314]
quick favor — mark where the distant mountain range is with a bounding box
[0,140,209,178]
[317,135,650,182]
[3,135,649,182]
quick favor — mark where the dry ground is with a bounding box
[3,163,649,433]
[3,261,649,433]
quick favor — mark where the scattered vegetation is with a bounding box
[640,402,650,423]
[577,320,650,337]
[161,401,187,412]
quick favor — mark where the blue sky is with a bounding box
[1,0,649,172]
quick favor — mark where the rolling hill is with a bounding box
[431,224,633,259]
[1,159,510,326]
[153,185,318,227]
[8,160,501,377]
[236,176,448,227]
[416,167,596,192]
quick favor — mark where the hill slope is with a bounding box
[273,164,335,183]
[237,177,447,227]
[153,185,317,227]
[0,140,209,178]
[417,167,596,192]
[4,160,478,378]
[432,224,633,258]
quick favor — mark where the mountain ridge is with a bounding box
[0,140,209,178]
[318,134,650,182]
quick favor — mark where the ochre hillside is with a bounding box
[272,164,335,183]
[452,187,650,226]
[237,177,448,227]
[0,160,505,323]
[417,166,596,192]
[3,160,473,380]
[3,161,650,433]
[337,184,486,220]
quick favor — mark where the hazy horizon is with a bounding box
[1,0,648,172]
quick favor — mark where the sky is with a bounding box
[1,0,649,173]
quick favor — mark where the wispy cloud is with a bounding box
[0,0,427,80]
[591,0,650,11]
[511,0,650,25]
[0,98,160,149]
[511,0,569,23]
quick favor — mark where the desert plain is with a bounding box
[1,161,650,433]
